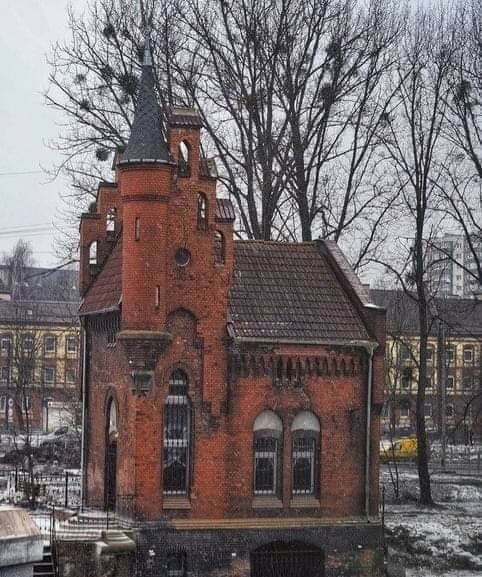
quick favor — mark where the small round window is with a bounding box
[175,248,191,267]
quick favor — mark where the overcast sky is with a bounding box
[0,1,87,267]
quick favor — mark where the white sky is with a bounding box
[0,0,87,266]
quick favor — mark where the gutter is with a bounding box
[362,342,377,519]
[79,319,88,511]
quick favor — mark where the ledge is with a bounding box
[290,496,321,509]
[163,497,191,510]
[252,496,283,510]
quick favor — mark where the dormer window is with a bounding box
[197,193,208,231]
[178,141,190,177]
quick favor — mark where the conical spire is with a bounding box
[121,37,169,164]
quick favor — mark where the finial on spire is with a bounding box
[139,0,152,66]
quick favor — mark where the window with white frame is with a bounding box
[163,369,191,496]
[401,367,412,389]
[44,367,55,384]
[253,410,283,497]
[424,403,432,417]
[66,336,78,354]
[463,346,474,364]
[462,375,472,390]
[22,334,34,353]
[291,411,320,497]
[44,335,56,355]
[446,375,455,389]
[426,346,434,362]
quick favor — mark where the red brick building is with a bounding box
[79,43,386,577]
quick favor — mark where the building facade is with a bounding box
[79,43,386,577]
[0,266,80,433]
[372,290,482,443]
[426,233,482,298]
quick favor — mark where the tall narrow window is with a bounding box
[253,410,283,496]
[155,285,161,308]
[214,231,225,265]
[89,241,98,266]
[178,141,190,177]
[106,208,116,232]
[163,369,191,496]
[135,217,141,241]
[291,411,320,497]
[197,193,208,230]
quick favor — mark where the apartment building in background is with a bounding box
[0,265,80,432]
[371,289,482,443]
[426,232,482,298]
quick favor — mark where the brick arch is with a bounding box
[167,307,198,343]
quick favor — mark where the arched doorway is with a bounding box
[104,397,118,511]
[250,541,324,577]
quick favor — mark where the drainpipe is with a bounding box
[364,344,376,519]
[79,319,88,511]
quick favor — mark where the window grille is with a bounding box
[163,370,191,496]
[254,437,278,495]
[292,437,316,495]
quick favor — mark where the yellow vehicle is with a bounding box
[380,436,418,461]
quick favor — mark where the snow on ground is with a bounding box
[383,466,482,575]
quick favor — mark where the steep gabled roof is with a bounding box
[228,241,371,343]
[120,44,169,164]
[79,240,122,316]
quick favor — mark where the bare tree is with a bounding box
[47,0,400,269]
[376,4,459,505]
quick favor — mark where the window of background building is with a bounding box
[163,369,191,496]
[66,368,76,384]
[463,375,472,391]
[446,375,455,389]
[426,375,432,389]
[424,403,432,417]
[0,396,6,412]
[44,367,55,384]
[0,336,11,355]
[291,411,320,497]
[22,334,34,353]
[463,346,474,364]
[426,346,434,362]
[0,367,9,383]
[446,404,454,418]
[446,345,455,364]
[253,410,283,497]
[399,405,410,418]
[66,336,78,354]
[400,343,412,362]
[401,367,412,389]
[44,335,56,355]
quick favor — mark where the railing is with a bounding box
[6,468,82,508]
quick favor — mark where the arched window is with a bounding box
[105,397,118,511]
[291,411,320,496]
[197,193,208,230]
[253,410,283,496]
[163,369,191,496]
[214,231,225,265]
[178,141,190,177]
[106,208,116,232]
[89,241,98,266]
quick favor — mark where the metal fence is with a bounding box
[5,469,82,508]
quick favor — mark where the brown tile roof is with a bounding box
[79,237,371,344]
[215,198,235,222]
[79,240,122,316]
[228,241,371,343]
